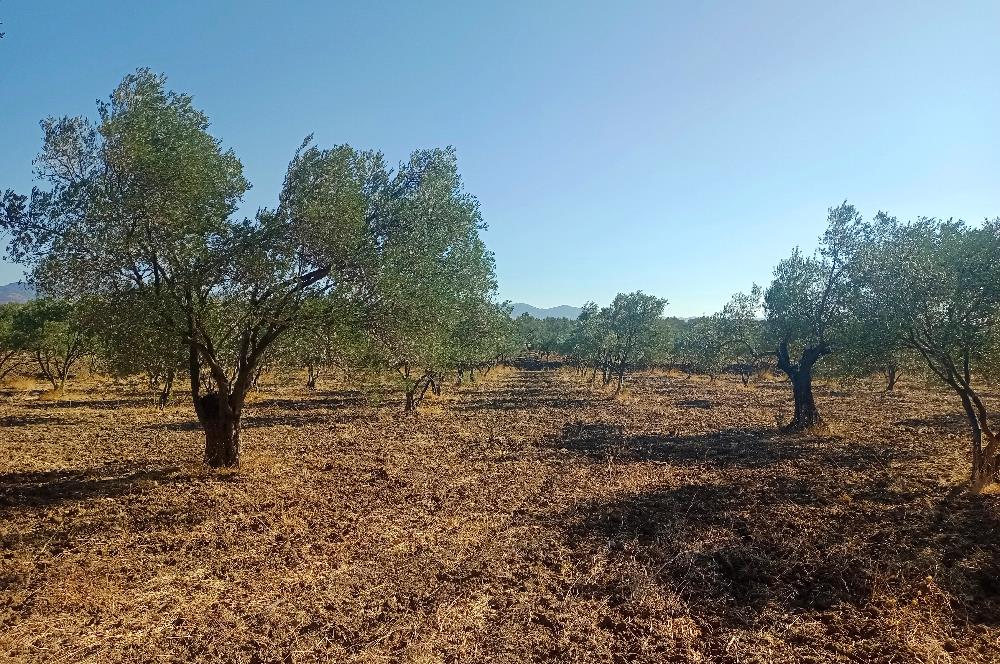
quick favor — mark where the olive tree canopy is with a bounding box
[763,203,862,430]
[1,69,374,466]
[854,214,1000,491]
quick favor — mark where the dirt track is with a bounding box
[1,366,998,663]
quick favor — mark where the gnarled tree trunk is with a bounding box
[189,342,246,468]
[776,340,828,432]
[789,369,822,429]
[199,392,241,467]
[957,385,999,493]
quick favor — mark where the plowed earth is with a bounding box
[1,365,998,663]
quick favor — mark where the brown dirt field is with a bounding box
[1,365,999,663]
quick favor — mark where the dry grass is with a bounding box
[1,364,998,663]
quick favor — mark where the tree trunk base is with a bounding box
[970,435,999,494]
[781,417,827,434]
[200,393,240,468]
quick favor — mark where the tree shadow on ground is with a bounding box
[547,422,905,473]
[18,397,146,411]
[510,358,564,371]
[676,398,713,409]
[0,461,187,509]
[145,410,367,432]
[0,414,76,427]
[455,385,595,412]
[897,413,1000,437]
[249,389,366,411]
[243,411,367,428]
[558,424,1000,642]
[568,483,1000,628]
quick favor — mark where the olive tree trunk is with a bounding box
[885,366,900,392]
[957,385,999,493]
[788,369,822,429]
[158,368,175,409]
[189,343,248,468]
[199,392,241,467]
[776,340,827,431]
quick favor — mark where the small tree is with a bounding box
[716,286,768,385]
[819,310,920,392]
[673,317,726,379]
[604,291,668,393]
[89,291,187,405]
[0,303,29,382]
[567,302,611,382]
[362,148,499,412]
[277,294,367,390]
[517,315,575,360]
[9,298,91,390]
[450,300,517,384]
[854,214,1000,491]
[764,203,862,430]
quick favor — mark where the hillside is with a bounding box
[0,282,34,304]
[510,303,582,319]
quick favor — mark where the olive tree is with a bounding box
[89,291,187,404]
[854,214,1000,491]
[361,148,499,412]
[763,203,862,430]
[1,70,372,466]
[0,303,28,382]
[517,315,576,360]
[716,286,768,385]
[277,294,368,390]
[451,300,517,385]
[8,298,92,390]
[604,291,668,393]
[567,302,611,382]
[673,317,726,379]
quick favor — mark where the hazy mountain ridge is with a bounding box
[510,303,583,319]
[0,282,34,304]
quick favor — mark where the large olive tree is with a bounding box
[763,203,862,430]
[1,70,371,466]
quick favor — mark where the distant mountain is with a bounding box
[0,282,35,304]
[510,303,582,319]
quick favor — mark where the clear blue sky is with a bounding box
[1,1,998,316]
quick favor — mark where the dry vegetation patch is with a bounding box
[1,367,998,662]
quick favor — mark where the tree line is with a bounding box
[517,204,1000,492]
[2,70,998,492]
